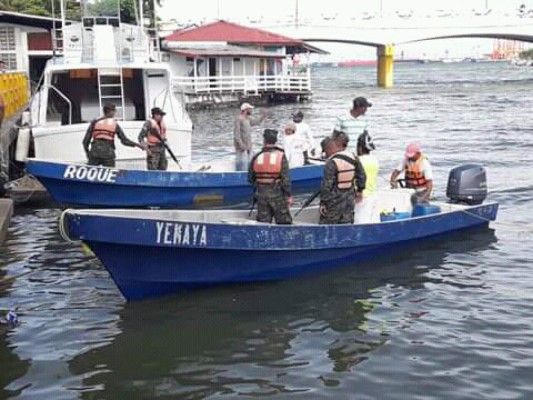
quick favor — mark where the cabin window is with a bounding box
[186,57,194,62]
[233,58,241,62]
[47,68,147,124]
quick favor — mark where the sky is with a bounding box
[158,0,533,60]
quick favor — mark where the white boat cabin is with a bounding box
[27,16,192,166]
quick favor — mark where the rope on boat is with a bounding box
[58,209,78,243]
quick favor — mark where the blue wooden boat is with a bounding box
[25,158,323,208]
[61,195,499,301]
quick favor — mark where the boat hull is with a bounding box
[27,159,323,208]
[65,202,499,300]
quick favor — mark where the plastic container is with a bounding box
[412,204,441,217]
[380,211,412,222]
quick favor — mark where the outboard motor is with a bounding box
[446,164,487,205]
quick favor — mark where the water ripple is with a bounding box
[2,62,533,399]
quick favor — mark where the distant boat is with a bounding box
[311,62,338,68]
[337,60,377,67]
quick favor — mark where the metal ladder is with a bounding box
[50,0,64,57]
[97,68,126,120]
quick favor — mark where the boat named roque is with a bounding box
[63,165,119,183]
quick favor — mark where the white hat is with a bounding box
[240,102,254,111]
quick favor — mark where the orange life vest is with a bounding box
[405,155,428,189]
[252,149,284,185]
[332,153,356,190]
[147,119,167,144]
[91,117,117,141]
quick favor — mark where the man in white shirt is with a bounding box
[390,143,433,204]
[333,97,372,149]
[292,111,316,160]
[281,122,306,168]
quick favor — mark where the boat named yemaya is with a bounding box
[61,164,499,301]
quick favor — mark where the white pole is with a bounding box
[139,0,144,30]
[294,0,298,29]
[153,0,160,61]
[60,0,66,27]
[231,57,234,92]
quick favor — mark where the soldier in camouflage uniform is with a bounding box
[138,107,169,171]
[83,104,145,167]
[248,129,293,224]
[319,136,366,224]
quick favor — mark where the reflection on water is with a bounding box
[1,62,533,399]
[62,230,496,399]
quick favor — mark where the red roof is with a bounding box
[165,20,302,46]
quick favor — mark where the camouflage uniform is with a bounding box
[138,120,168,171]
[320,151,366,224]
[248,147,292,225]
[82,117,138,167]
[86,140,116,167]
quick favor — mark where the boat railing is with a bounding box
[32,84,72,127]
[28,71,47,127]
[152,87,183,124]
[172,74,311,95]
[60,20,152,65]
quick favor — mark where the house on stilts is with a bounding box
[162,20,326,109]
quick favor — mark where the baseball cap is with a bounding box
[292,110,304,118]
[151,107,166,116]
[353,97,372,108]
[405,143,421,158]
[240,102,254,111]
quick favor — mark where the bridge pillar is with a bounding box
[377,44,394,88]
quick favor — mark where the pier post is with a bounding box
[377,44,394,88]
[0,198,13,245]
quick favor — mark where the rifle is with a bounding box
[306,156,326,163]
[248,188,257,217]
[294,189,321,217]
[148,127,182,170]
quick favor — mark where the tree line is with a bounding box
[0,0,162,24]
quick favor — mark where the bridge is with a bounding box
[257,13,533,87]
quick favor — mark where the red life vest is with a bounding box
[252,149,284,184]
[405,155,428,189]
[91,117,117,141]
[147,119,167,144]
[331,153,356,190]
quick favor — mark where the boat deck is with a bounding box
[68,192,471,227]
